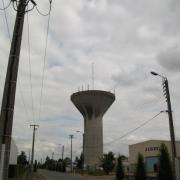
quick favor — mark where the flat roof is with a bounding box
[129,139,180,146]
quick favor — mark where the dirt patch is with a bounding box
[25,173,46,180]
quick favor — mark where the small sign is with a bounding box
[145,147,160,152]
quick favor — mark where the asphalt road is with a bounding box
[38,169,91,180]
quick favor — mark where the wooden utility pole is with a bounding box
[0,0,27,179]
[30,124,39,172]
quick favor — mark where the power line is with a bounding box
[35,0,52,16]
[1,0,11,41]
[26,7,35,123]
[0,0,11,111]
[0,0,32,124]
[38,2,52,123]
[0,0,36,129]
[17,79,31,123]
[104,111,163,146]
[0,0,11,10]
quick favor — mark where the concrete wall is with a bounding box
[84,116,103,167]
[9,139,18,165]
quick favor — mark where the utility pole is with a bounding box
[28,150,31,165]
[30,124,39,172]
[76,130,84,172]
[151,71,179,180]
[52,152,54,160]
[162,79,179,180]
[0,0,35,179]
[62,145,64,160]
[69,135,74,173]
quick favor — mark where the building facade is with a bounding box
[129,140,180,175]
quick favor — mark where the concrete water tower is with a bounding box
[71,90,115,168]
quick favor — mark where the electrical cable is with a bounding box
[1,0,11,41]
[104,111,163,146]
[17,80,31,123]
[1,0,32,124]
[0,0,11,10]
[12,1,17,11]
[38,3,51,123]
[25,4,35,12]
[26,6,35,124]
[35,0,52,16]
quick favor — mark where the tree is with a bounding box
[116,155,124,180]
[62,160,66,172]
[75,153,84,170]
[44,156,55,170]
[101,151,115,175]
[57,159,62,172]
[17,151,28,166]
[158,143,174,180]
[135,153,146,180]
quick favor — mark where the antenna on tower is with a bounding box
[92,62,94,90]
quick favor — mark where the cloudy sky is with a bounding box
[1,0,180,161]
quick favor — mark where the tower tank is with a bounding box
[71,90,115,168]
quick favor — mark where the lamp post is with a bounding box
[151,71,179,180]
[59,144,64,160]
[76,131,84,172]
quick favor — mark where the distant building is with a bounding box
[129,140,180,176]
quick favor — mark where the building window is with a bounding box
[153,164,158,172]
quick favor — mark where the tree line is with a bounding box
[17,143,174,179]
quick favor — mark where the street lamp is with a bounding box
[151,71,166,79]
[76,130,85,172]
[151,71,179,180]
[58,144,64,160]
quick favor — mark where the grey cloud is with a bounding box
[157,48,180,72]
[1,0,180,160]
[112,65,148,87]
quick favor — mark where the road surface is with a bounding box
[38,169,91,180]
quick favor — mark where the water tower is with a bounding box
[71,90,115,168]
